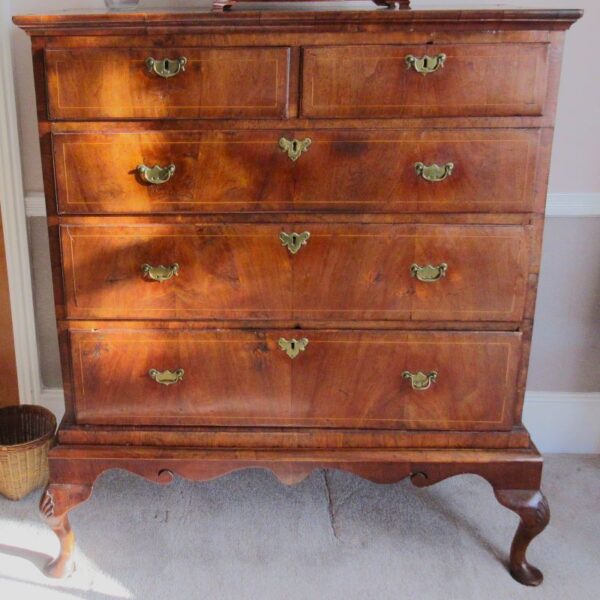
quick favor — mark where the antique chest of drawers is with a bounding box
[14,5,581,585]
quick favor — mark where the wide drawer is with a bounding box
[70,328,521,430]
[61,223,530,322]
[45,47,290,120]
[53,129,542,214]
[302,44,549,118]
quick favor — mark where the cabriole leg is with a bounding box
[39,483,93,578]
[494,489,550,586]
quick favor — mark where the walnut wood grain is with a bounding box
[43,444,544,488]
[302,44,549,118]
[60,222,530,322]
[495,489,550,586]
[58,425,532,450]
[13,8,583,37]
[68,327,521,430]
[53,129,543,214]
[39,483,93,578]
[61,223,292,320]
[45,47,290,120]
[37,442,546,577]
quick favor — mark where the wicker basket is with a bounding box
[0,405,56,501]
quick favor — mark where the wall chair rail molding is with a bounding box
[0,1,40,405]
[544,193,600,216]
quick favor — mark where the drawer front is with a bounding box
[45,47,290,119]
[70,328,521,430]
[54,129,541,214]
[302,44,549,118]
[61,223,530,322]
[70,329,291,425]
[62,224,293,320]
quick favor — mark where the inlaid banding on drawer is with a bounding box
[69,328,521,430]
[302,43,549,118]
[61,223,530,322]
[53,129,542,214]
[45,47,290,119]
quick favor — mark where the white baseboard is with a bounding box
[24,192,600,218]
[39,387,65,424]
[523,392,600,454]
[38,388,600,454]
[24,192,46,217]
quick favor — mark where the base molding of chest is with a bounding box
[58,425,533,450]
[46,443,543,488]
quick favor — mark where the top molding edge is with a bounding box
[13,8,584,36]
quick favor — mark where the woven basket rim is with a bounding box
[0,405,57,452]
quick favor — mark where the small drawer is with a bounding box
[302,44,549,118]
[45,47,290,119]
[53,128,542,214]
[61,223,530,322]
[69,328,521,430]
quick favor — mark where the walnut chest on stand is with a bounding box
[13,3,582,584]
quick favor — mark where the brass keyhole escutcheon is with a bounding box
[278,337,309,359]
[280,231,310,255]
[402,371,438,391]
[279,137,312,162]
[405,53,447,74]
[145,56,188,78]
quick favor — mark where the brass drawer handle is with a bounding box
[280,231,310,255]
[279,137,311,162]
[142,263,180,282]
[415,162,454,182]
[137,163,176,185]
[148,368,184,386]
[278,337,309,359]
[405,53,447,74]
[410,263,448,283]
[145,56,188,79]
[402,371,438,391]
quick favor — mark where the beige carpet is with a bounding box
[0,454,598,600]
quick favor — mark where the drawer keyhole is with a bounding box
[278,337,309,359]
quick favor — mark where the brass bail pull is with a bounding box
[142,263,180,282]
[148,368,185,386]
[410,263,448,283]
[137,164,176,185]
[402,371,438,391]
[405,53,447,74]
[415,162,454,182]
[146,56,188,78]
